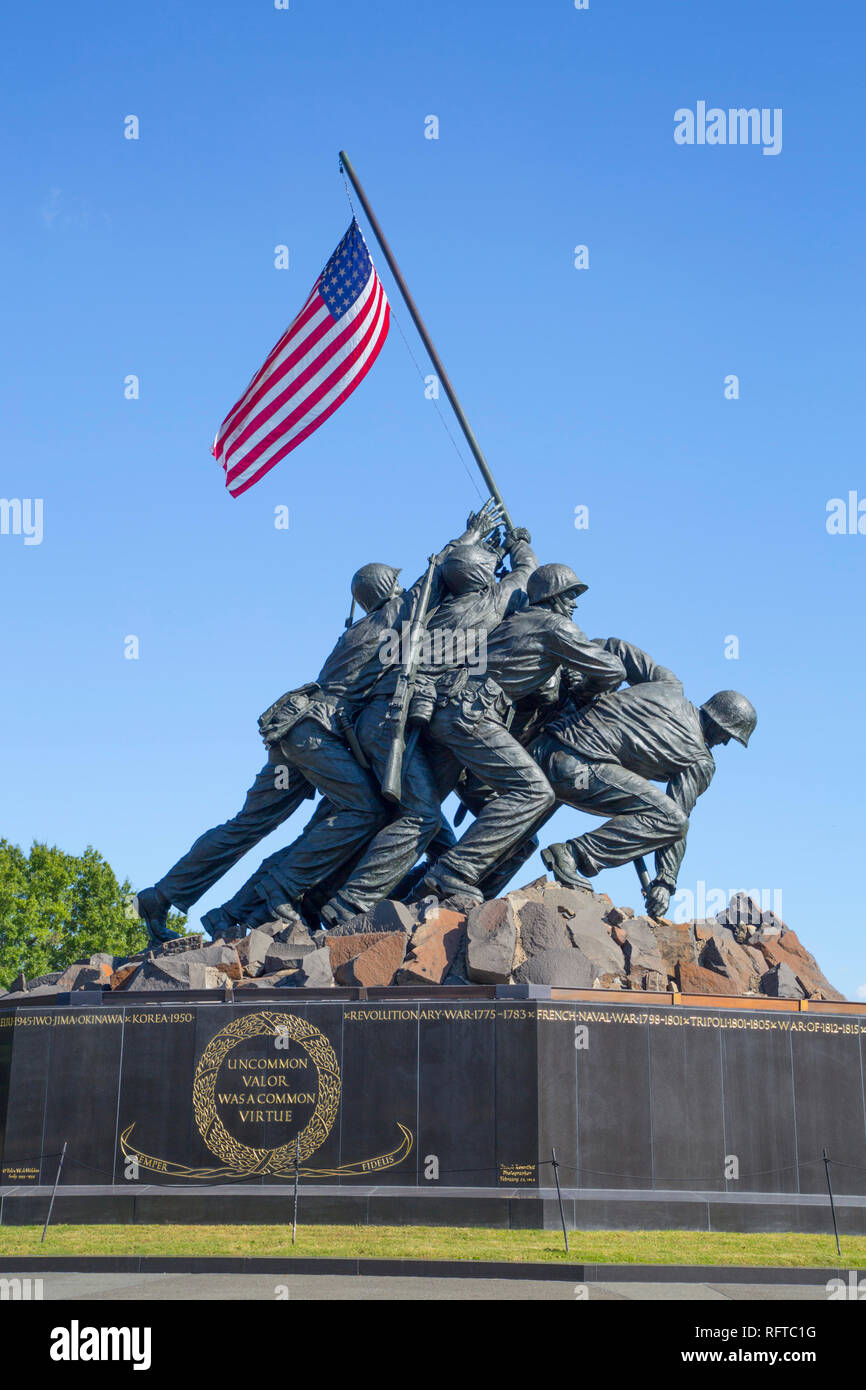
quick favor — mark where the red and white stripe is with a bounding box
[214,256,390,497]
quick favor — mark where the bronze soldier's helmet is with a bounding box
[351,563,402,614]
[527,563,588,606]
[441,544,497,596]
[700,691,757,747]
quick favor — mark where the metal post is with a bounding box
[41,1140,67,1244]
[823,1148,842,1256]
[338,149,514,529]
[292,1133,301,1246]
[550,1147,570,1254]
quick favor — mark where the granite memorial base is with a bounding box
[2,990,865,1234]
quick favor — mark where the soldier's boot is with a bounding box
[255,872,310,925]
[256,899,313,944]
[132,886,181,945]
[200,907,247,943]
[318,899,357,930]
[419,865,485,905]
[391,858,440,902]
[540,842,594,893]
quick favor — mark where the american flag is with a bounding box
[214,219,390,497]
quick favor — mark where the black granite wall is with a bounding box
[1,998,864,1197]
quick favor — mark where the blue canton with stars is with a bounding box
[319,219,374,320]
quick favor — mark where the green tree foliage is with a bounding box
[0,840,187,989]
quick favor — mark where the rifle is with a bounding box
[381,554,437,805]
[633,856,653,898]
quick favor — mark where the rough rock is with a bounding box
[716,892,765,929]
[397,905,466,986]
[503,875,549,908]
[0,879,843,1002]
[551,891,626,981]
[296,946,335,988]
[151,933,204,955]
[236,928,273,976]
[55,962,113,992]
[466,899,518,984]
[742,944,770,978]
[174,933,203,951]
[761,961,805,1000]
[699,930,762,994]
[25,971,64,991]
[438,892,486,917]
[758,910,788,933]
[652,920,699,979]
[620,916,666,984]
[248,918,294,939]
[676,961,738,996]
[125,933,204,964]
[109,963,139,991]
[757,930,843,1001]
[537,883,605,917]
[513,900,572,957]
[123,947,238,990]
[604,905,634,927]
[272,919,318,951]
[596,972,625,990]
[748,924,783,946]
[194,964,231,991]
[442,928,471,985]
[236,968,301,989]
[715,894,766,942]
[127,961,226,991]
[187,944,242,978]
[339,933,407,987]
[327,932,401,975]
[328,900,419,937]
[263,941,314,975]
[514,947,594,988]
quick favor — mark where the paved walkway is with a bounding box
[1,1271,833,1301]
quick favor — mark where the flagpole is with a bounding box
[338,149,514,530]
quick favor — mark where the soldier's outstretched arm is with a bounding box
[553,623,626,692]
[653,754,716,894]
[396,500,507,623]
[459,498,505,545]
[593,637,682,689]
[495,526,539,608]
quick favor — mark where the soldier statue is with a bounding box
[534,639,756,918]
[133,503,756,942]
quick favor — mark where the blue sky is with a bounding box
[2,0,864,995]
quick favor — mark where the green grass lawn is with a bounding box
[0,1225,862,1267]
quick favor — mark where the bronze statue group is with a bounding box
[134,501,756,945]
